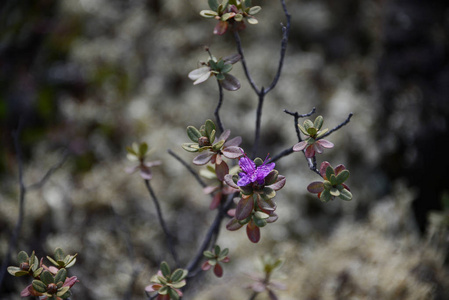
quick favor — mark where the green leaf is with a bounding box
[158,286,169,295]
[329,174,337,186]
[248,6,261,15]
[325,165,335,181]
[7,266,26,276]
[41,270,54,285]
[263,187,276,198]
[54,248,65,262]
[187,126,202,143]
[314,115,324,130]
[47,256,62,267]
[212,139,225,151]
[205,120,216,139]
[55,268,67,284]
[139,142,148,157]
[209,129,216,144]
[254,157,264,167]
[320,190,332,203]
[330,188,340,197]
[214,245,221,256]
[246,17,258,24]
[65,255,77,268]
[56,286,70,297]
[208,0,220,11]
[33,267,43,278]
[264,170,278,185]
[221,63,232,74]
[160,261,171,278]
[303,120,314,131]
[234,13,243,22]
[203,251,216,259]
[220,248,229,257]
[171,269,187,282]
[335,170,350,185]
[339,189,353,201]
[298,124,309,136]
[316,128,329,139]
[253,217,267,228]
[323,180,332,191]
[254,211,269,220]
[168,287,180,300]
[182,143,200,152]
[32,280,47,293]
[307,127,317,137]
[216,73,225,81]
[171,280,186,289]
[17,251,29,264]
[200,10,218,18]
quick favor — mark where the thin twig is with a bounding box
[320,113,354,139]
[0,127,26,288]
[233,31,259,94]
[265,0,291,94]
[251,88,265,158]
[270,108,316,162]
[144,180,179,266]
[185,194,234,276]
[167,149,207,188]
[27,151,69,191]
[215,79,225,134]
[111,206,142,300]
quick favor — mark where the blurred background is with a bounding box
[1,0,448,299]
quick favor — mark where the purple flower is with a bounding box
[237,154,275,187]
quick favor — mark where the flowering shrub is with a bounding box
[200,0,262,35]
[145,262,188,300]
[7,249,78,299]
[6,1,355,299]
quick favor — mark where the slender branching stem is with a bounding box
[252,88,265,158]
[265,0,291,94]
[248,291,259,300]
[168,149,207,188]
[233,31,259,94]
[320,113,354,139]
[185,194,234,276]
[144,180,179,266]
[215,80,225,134]
[0,124,67,289]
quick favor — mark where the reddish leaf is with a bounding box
[213,263,223,277]
[223,136,242,147]
[268,175,286,191]
[318,139,334,149]
[222,146,244,159]
[320,161,331,178]
[307,181,324,194]
[210,192,222,210]
[213,21,228,35]
[215,161,229,181]
[246,220,260,243]
[224,174,239,189]
[235,197,254,221]
[226,218,243,231]
[193,153,213,165]
[292,141,307,152]
[201,261,211,271]
[305,145,315,158]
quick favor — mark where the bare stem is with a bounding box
[252,88,265,158]
[167,149,207,188]
[185,194,234,276]
[215,80,225,134]
[320,113,354,139]
[144,180,179,266]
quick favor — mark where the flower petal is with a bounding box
[239,156,256,176]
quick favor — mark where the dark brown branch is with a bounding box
[215,80,225,134]
[233,31,260,94]
[145,180,179,266]
[320,113,354,139]
[167,149,207,188]
[252,88,265,158]
[265,0,291,94]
